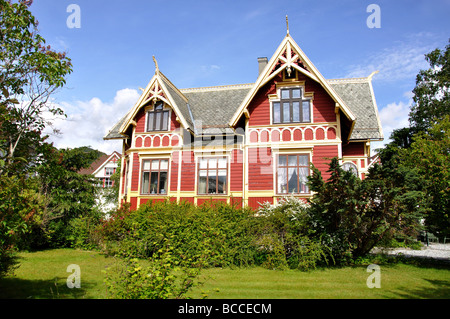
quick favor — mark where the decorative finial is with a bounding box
[286,15,289,35]
[152,55,159,74]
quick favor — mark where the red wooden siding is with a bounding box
[170,110,180,131]
[312,145,339,180]
[300,73,336,123]
[135,109,146,133]
[170,151,179,192]
[130,197,138,211]
[248,147,273,191]
[343,142,365,157]
[180,151,195,191]
[130,153,140,192]
[248,197,273,210]
[230,149,243,191]
[248,81,276,126]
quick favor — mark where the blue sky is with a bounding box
[30,0,450,154]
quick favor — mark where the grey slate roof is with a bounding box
[182,85,252,133]
[104,78,382,141]
[104,114,128,139]
[328,79,383,140]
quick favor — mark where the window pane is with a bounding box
[273,102,281,123]
[142,172,150,194]
[302,101,310,122]
[147,113,154,131]
[281,89,290,99]
[278,167,287,193]
[159,172,167,194]
[218,171,226,194]
[288,155,297,167]
[143,160,151,171]
[162,111,169,131]
[155,112,162,130]
[199,158,208,169]
[160,160,169,170]
[283,102,290,123]
[299,167,309,193]
[288,168,298,193]
[208,174,217,194]
[155,103,163,110]
[292,101,300,122]
[279,155,287,166]
[150,172,158,193]
[218,158,227,169]
[292,88,301,99]
[209,158,217,168]
[198,175,207,194]
[151,160,159,170]
[299,155,309,166]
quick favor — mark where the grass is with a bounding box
[0,249,449,299]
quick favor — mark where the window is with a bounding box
[273,87,311,124]
[197,157,227,195]
[147,102,169,132]
[141,159,169,194]
[277,154,309,194]
[105,167,115,176]
[342,162,358,177]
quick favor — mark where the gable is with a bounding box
[118,68,193,137]
[229,34,356,131]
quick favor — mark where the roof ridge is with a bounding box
[180,83,254,93]
[327,77,371,84]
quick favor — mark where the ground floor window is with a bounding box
[141,159,169,194]
[198,157,227,195]
[277,154,309,194]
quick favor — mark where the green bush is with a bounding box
[103,244,203,299]
[255,197,331,270]
[99,198,331,271]
[99,200,257,268]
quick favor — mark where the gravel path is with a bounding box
[374,243,450,261]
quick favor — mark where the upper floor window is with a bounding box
[147,102,169,132]
[273,87,311,124]
[105,167,115,176]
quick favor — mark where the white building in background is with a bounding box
[79,151,121,213]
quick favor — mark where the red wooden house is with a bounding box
[104,30,383,211]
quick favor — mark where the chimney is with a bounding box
[258,57,268,76]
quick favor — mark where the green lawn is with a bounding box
[0,249,449,299]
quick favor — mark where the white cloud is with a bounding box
[45,88,140,155]
[345,34,440,82]
[379,100,411,141]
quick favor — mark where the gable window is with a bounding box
[141,159,169,194]
[105,167,115,176]
[273,87,311,124]
[147,102,170,132]
[277,154,309,194]
[197,157,227,195]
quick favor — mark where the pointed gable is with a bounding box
[229,34,356,131]
[118,64,193,136]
